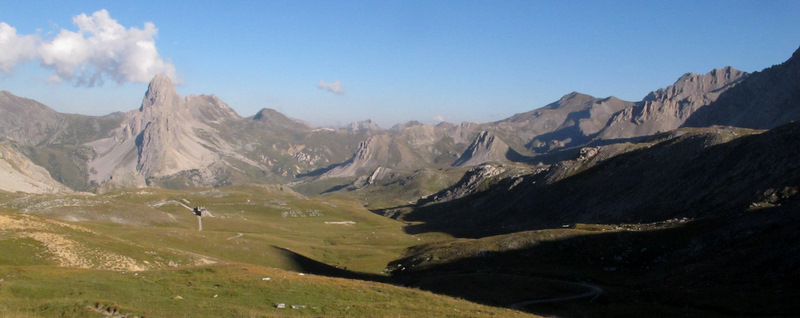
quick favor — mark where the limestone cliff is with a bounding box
[599,67,748,139]
[452,131,524,166]
[86,74,244,188]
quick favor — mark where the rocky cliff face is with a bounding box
[419,163,506,205]
[683,46,800,129]
[452,131,524,166]
[86,74,245,188]
[321,135,403,178]
[599,67,748,139]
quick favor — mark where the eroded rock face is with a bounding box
[599,67,748,139]
[422,164,506,204]
[683,46,800,129]
[86,74,242,188]
[453,131,522,167]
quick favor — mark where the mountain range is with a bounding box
[0,46,797,197]
[1,44,799,317]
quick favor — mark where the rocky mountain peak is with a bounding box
[453,131,524,166]
[252,108,280,121]
[681,45,800,129]
[86,74,240,188]
[598,66,749,139]
[545,92,596,110]
[347,119,382,132]
[644,66,746,103]
[248,108,310,132]
[140,74,181,111]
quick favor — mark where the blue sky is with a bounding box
[1,0,799,128]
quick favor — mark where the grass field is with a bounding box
[0,185,537,317]
[0,264,534,317]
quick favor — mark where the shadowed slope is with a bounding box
[400,122,798,238]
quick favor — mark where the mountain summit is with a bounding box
[140,74,181,111]
[452,131,524,166]
[86,74,245,189]
[683,46,800,129]
[598,66,748,139]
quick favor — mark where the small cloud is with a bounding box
[0,9,177,86]
[434,115,445,122]
[317,80,345,95]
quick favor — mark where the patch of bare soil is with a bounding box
[0,214,146,271]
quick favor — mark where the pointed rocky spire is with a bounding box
[140,74,181,110]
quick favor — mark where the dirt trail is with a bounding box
[226,233,244,240]
[509,280,602,309]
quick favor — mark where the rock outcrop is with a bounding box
[599,67,748,139]
[683,46,800,129]
[86,74,245,188]
[322,135,399,178]
[452,131,524,166]
[420,163,506,205]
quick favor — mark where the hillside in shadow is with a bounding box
[272,246,387,282]
[398,122,799,238]
[391,201,800,317]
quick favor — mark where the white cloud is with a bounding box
[434,115,445,122]
[1,9,177,86]
[317,80,345,95]
[0,22,39,72]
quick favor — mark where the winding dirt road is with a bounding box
[509,281,602,309]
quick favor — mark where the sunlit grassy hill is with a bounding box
[0,185,535,317]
